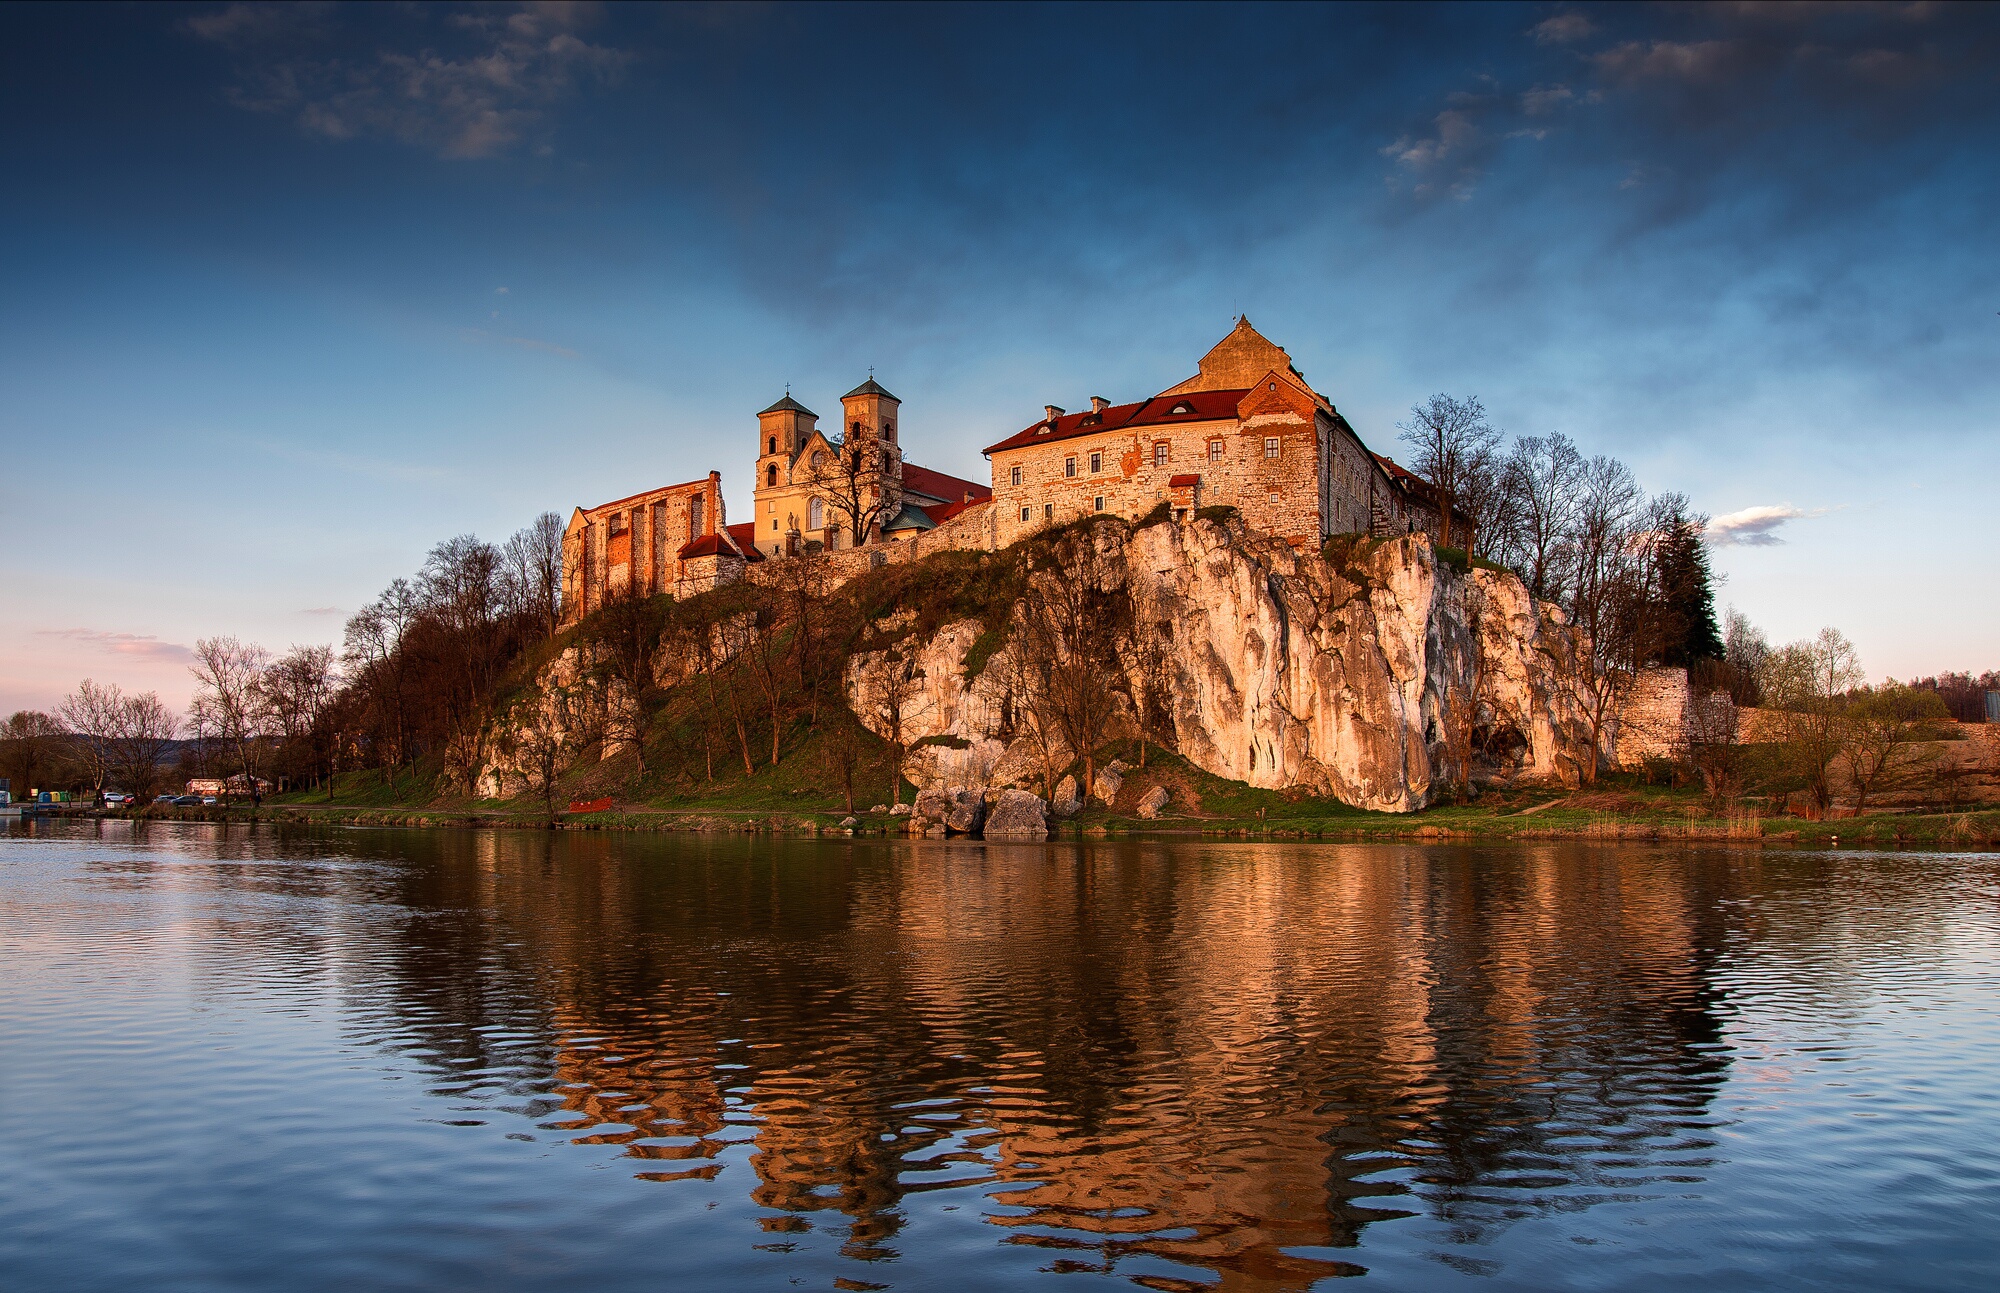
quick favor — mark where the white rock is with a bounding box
[1137,785,1170,819]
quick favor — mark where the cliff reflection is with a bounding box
[356,834,1739,1290]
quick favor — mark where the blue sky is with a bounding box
[2,1,1995,712]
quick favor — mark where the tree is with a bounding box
[1497,432,1583,602]
[1646,494,1724,668]
[504,511,567,641]
[1,710,65,797]
[857,647,925,806]
[1845,682,1950,813]
[1555,455,1643,781]
[1682,686,1745,810]
[343,578,419,772]
[1723,608,1769,707]
[800,436,899,550]
[190,636,272,805]
[497,679,591,824]
[112,692,180,803]
[1397,393,1501,554]
[56,680,124,797]
[585,587,670,775]
[1015,527,1123,797]
[1760,628,1864,819]
[260,645,335,790]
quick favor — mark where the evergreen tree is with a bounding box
[1653,513,1724,667]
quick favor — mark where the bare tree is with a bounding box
[56,680,124,798]
[584,586,670,775]
[343,578,419,772]
[1498,433,1583,602]
[800,436,900,550]
[1760,628,1865,819]
[113,692,180,802]
[497,679,591,824]
[1559,455,1645,779]
[504,511,567,640]
[1397,393,1501,554]
[1683,686,1744,810]
[260,645,336,791]
[857,647,925,806]
[2,710,66,797]
[190,637,272,805]
[1016,528,1123,797]
[1845,682,1951,813]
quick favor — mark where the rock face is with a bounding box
[983,790,1049,839]
[837,518,1599,813]
[1136,785,1170,819]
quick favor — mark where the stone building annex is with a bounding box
[561,319,1464,620]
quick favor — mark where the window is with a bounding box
[772,518,779,530]
[1094,496,1105,512]
[767,436,777,455]
[1208,439,1223,463]
[883,421,894,442]
[766,464,778,486]
[1170,401,1194,415]
[1010,465,1022,486]
[1153,441,1169,467]
[1089,451,1101,473]
[1064,457,1076,478]
[852,421,862,437]
[1044,503,1053,520]
[1264,437,1280,458]
[812,450,826,469]
[809,497,823,529]
[607,514,625,536]
[1020,506,1032,522]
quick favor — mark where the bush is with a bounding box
[1194,505,1239,523]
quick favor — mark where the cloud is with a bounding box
[1706,503,1833,547]
[1532,12,1597,46]
[190,2,628,159]
[37,629,196,663]
[300,607,342,617]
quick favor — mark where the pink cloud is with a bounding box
[36,629,196,663]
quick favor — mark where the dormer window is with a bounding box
[1080,413,1101,426]
[1170,401,1194,415]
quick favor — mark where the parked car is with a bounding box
[172,795,203,807]
[154,795,177,804]
[201,796,218,806]
[102,793,131,806]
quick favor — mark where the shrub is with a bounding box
[1194,505,1239,523]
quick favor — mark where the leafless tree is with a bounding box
[772,553,836,725]
[190,637,272,805]
[498,679,591,824]
[343,578,419,771]
[1497,433,1583,602]
[1844,682,1951,813]
[2,710,66,797]
[1557,455,1645,779]
[857,647,925,806]
[504,511,567,640]
[1397,393,1501,554]
[260,645,336,790]
[1760,627,1865,819]
[585,586,669,775]
[113,692,181,802]
[800,436,900,550]
[1015,528,1123,796]
[56,680,124,798]
[1683,686,1744,810]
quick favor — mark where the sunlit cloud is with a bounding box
[36,628,196,663]
[1706,503,1834,548]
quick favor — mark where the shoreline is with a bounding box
[25,802,2000,850]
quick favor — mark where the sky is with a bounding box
[2,1,1995,715]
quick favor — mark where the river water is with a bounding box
[2,822,1995,1291]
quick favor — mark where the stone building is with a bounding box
[561,472,754,624]
[748,379,989,560]
[984,318,1432,552]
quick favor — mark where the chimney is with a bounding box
[1089,396,1109,413]
[1044,404,1066,421]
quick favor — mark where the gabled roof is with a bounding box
[984,389,1249,455]
[1168,473,1201,488]
[901,462,992,504]
[843,377,898,402]
[880,501,938,533]
[583,477,713,515]
[723,521,766,561]
[759,393,816,417]
[678,534,735,559]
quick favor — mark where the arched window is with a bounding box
[809,497,823,529]
[766,464,778,487]
[883,421,894,442]
[812,450,826,469]
[852,421,863,437]
[768,436,777,455]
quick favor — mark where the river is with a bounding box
[2,821,1995,1290]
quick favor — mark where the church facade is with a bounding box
[560,320,1460,623]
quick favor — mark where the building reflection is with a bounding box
[354,833,1742,1290]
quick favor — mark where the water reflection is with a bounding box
[13,819,1988,1291]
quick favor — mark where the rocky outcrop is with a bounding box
[983,790,1049,839]
[846,517,1596,813]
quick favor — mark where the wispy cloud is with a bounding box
[300,606,342,617]
[189,2,628,159]
[1707,503,1834,547]
[37,629,196,663]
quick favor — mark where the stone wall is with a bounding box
[1610,668,1693,768]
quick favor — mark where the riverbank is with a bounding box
[44,797,2000,849]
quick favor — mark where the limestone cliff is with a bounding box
[847,516,1595,813]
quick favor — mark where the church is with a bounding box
[560,320,1461,622]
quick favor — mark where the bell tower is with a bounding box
[753,393,816,556]
[839,376,902,540]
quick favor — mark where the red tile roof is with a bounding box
[722,522,765,561]
[921,497,987,526]
[984,389,1249,455]
[677,534,733,559]
[1168,473,1201,488]
[901,462,992,504]
[586,477,712,515]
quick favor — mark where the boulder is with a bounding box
[871,805,887,814]
[890,802,912,816]
[1136,785,1170,819]
[1052,775,1082,817]
[943,789,985,834]
[982,789,1049,839]
[1091,765,1124,804]
[912,787,953,822]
